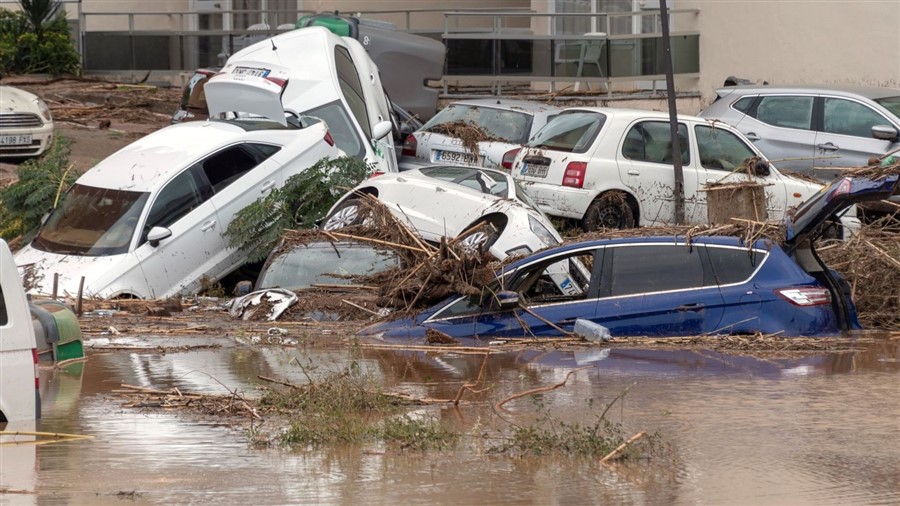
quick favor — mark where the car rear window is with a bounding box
[423,104,533,144]
[733,96,756,113]
[706,247,767,285]
[529,111,606,153]
[418,166,509,197]
[608,245,707,296]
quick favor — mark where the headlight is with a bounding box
[35,98,52,122]
[528,214,560,245]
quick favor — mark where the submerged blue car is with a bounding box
[362,175,898,340]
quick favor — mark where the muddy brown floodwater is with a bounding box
[2,331,899,505]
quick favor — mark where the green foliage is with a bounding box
[225,156,371,263]
[0,6,80,76]
[19,0,62,35]
[374,415,459,451]
[0,136,76,241]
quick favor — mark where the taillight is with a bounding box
[324,131,335,146]
[501,148,521,170]
[562,162,588,188]
[401,134,417,157]
[776,287,832,306]
[368,171,385,179]
[32,348,39,389]
[265,76,287,88]
[827,178,852,202]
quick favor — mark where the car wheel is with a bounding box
[322,199,365,231]
[457,220,501,255]
[581,192,635,231]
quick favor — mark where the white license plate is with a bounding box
[521,162,549,178]
[434,150,477,165]
[0,134,32,146]
[232,66,270,78]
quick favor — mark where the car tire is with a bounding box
[581,192,635,231]
[322,198,366,231]
[457,220,501,255]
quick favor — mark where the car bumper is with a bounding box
[519,181,596,220]
[0,122,54,158]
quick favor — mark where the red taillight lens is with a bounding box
[562,162,588,188]
[368,171,385,179]
[323,131,335,146]
[32,348,39,389]
[826,178,852,202]
[776,287,832,306]
[265,76,287,88]
[401,134,417,157]
[501,148,521,170]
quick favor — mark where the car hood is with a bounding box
[0,85,41,114]
[358,304,445,341]
[205,61,292,126]
[14,245,136,298]
[785,174,899,245]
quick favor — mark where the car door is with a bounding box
[134,167,221,298]
[593,243,726,336]
[616,120,706,224]
[424,249,601,338]
[813,96,900,178]
[736,95,817,171]
[705,245,769,334]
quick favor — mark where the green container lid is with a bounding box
[296,14,352,37]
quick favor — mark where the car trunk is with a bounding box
[205,61,291,125]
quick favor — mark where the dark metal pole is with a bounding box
[660,0,685,225]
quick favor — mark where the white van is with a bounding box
[0,239,41,422]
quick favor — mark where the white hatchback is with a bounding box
[322,165,562,260]
[512,107,834,231]
[400,99,560,171]
[0,85,54,159]
[15,116,343,299]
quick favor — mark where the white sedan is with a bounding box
[511,107,838,231]
[0,85,54,158]
[322,165,562,260]
[400,99,560,171]
[15,115,343,300]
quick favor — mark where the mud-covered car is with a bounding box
[256,240,400,291]
[322,165,562,260]
[0,85,54,159]
[361,174,898,340]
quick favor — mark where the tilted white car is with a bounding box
[400,99,560,171]
[322,165,562,260]
[15,116,343,299]
[204,26,399,174]
[512,107,843,231]
[0,85,54,159]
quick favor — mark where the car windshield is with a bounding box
[304,100,365,159]
[418,166,510,197]
[874,96,900,120]
[256,242,399,290]
[32,184,149,256]
[422,104,533,144]
[529,112,606,153]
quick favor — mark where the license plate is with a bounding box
[434,150,477,165]
[0,134,32,146]
[232,66,270,78]
[521,162,549,178]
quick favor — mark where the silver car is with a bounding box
[699,85,900,181]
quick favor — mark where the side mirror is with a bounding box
[496,290,520,310]
[147,226,172,247]
[372,120,392,141]
[872,125,898,141]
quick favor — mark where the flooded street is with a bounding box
[3,334,899,505]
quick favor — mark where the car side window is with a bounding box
[753,96,814,129]
[822,98,888,137]
[515,252,595,304]
[732,96,756,113]
[706,247,767,285]
[695,125,758,172]
[200,144,276,193]
[334,46,372,139]
[143,169,207,240]
[0,286,7,325]
[621,121,690,165]
[607,245,707,296]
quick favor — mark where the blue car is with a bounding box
[362,175,898,340]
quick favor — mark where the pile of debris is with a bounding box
[425,121,506,155]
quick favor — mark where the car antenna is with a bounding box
[270,38,278,51]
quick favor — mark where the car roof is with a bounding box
[447,98,561,115]
[714,84,900,100]
[562,106,711,124]
[75,121,264,192]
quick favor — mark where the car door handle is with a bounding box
[745,132,761,141]
[200,220,217,232]
[676,303,705,312]
[627,169,640,176]
[261,180,276,192]
[817,142,839,152]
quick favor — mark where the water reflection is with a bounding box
[4,339,897,504]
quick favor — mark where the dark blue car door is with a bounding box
[592,244,726,336]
